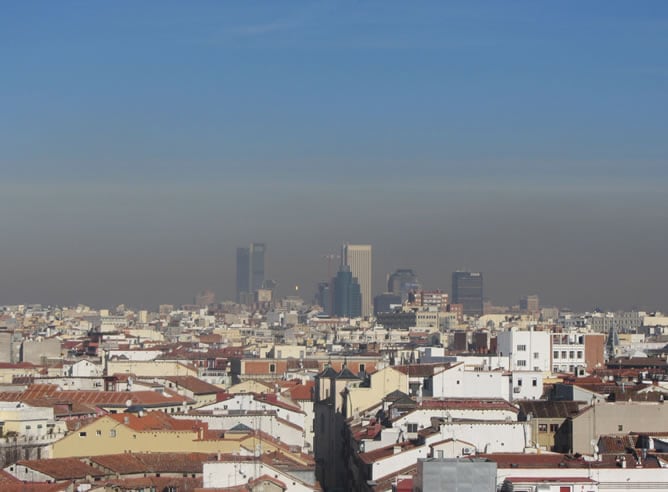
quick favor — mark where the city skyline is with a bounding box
[2,3,668,490]
[1,2,667,311]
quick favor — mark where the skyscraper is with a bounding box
[333,266,362,318]
[341,244,372,317]
[236,242,266,304]
[451,271,483,317]
[387,268,421,302]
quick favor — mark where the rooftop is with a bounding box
[15,457,104,480]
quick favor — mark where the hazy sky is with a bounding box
[1,2,667,311]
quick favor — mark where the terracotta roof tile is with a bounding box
[418,398,519,413]
[163,376,223,395]
[102,476,202,491]
[89,452,215,474]
[358,441,419,464]
[15,457,104,480]
[285,381,314,401]
[107,411,205,432]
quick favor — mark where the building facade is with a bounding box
[342,244,372,317]
[333,267,362,318]
[451,271,483,317]
[236,242,266,304]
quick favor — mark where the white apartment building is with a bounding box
[497,328,551,373]
[551,332,586,373]
[428,363,543,401]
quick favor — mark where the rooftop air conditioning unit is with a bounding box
[462,447,472,455]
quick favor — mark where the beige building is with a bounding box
[106,359,197,378]
[342,243,372,317]
[564,401,668,454]
[0,362,44,384]
[345,366,408,416]
[52,411,299,459]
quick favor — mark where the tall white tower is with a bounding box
[341,244,372,317]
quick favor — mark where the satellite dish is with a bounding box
[125,399,133,408]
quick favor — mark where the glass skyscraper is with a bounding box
[236,242,265,304]
[451,271,483,317]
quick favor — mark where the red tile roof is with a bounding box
[62,389,194,408]
[248,474,287,490]
[358,441,421,465]
[107,411,205,432]
[102,476,202,492]
[505,476,596,484]
[89,452,215,474]
[418,398,519,413]
[15,457,104,480]
[284,381,315,401]
[0,362,40,369]
[163,376,224,395]
[0,384,194,411]
[0,484,72,492]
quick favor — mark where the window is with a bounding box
[37,424,42,429]
[517,379,523,386]
[577,351,583,358]
[407,423,418,433]
[359,363,365,373]
[269,364,276,373]
[569,351,575,359]
[618,425,623,431]
[110,429,116,438]
[517,344,527,351]
[550,424,559,432]
[533,352,539,359]
[538,424,548,432]
[561,351,567,358]
[79,432,87,438]
[25,425,31,430]
[96,430,102,437]
[517,360,527,367]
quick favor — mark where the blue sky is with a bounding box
[1,2,667,309]
[2,1,666,183]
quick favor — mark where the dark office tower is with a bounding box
[387,269,421,302]
[374,293,402,315]
[451,271,483,317]
[333,266,362,318]
[236,242,266,305]
[316,281,332,315]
